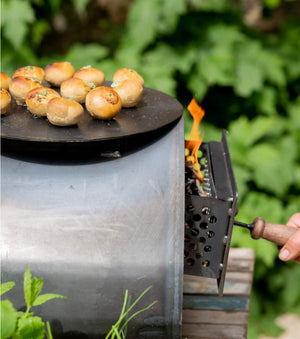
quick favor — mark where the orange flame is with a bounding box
[185,98,205,180]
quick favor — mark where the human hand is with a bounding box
[279,213,300,263]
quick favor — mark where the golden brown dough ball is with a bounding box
[113,68,144,87]
[73,66,105,88]
[9,76,42,105]
[60,77,91,104]
[111,80,143,107]
[26,87,60,117]
[0,89,11,115]
[85,86,122,120]
[47,97,84,126]
[0,72,12,90]
[13,65,45,84]
[44,62,75,87]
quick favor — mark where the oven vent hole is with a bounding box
[186,258,195,266]
[204,245,212,252]
[196,252,204,259]
[200,222,208,229]
[185,235,191,242]
[189,243,196,251]
[191,228,199,236]
[202,260,210,267]
[207,231,215,238]
[193,214,201,222]
[198,237,206,244]
[209,216,217,223]
[185,220,193,229]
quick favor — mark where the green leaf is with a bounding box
[248,142,291,196]
[263,50,285,86]
[280,264,300,309]
[120,0,161,54]
[0,281,15,296]
[235,40,265,96]
[197,49,234,87]
[287,102,300,132]
[1,0,35,49]
[188,0,231,11]
[232,165,251,201]
[30,277,44,305]
[227,115,276,166]
[187,71,208,102]
[194,25,242,88]
[1,300,19,339]
[33,293,68,306]
[64,43,109,70]
[264,0,281,8]
[31,20,50,47]
[71,0,90,13]
[24,267,32,308]
[140,44,179,94]
[158,0,187,33]
[16,316,45,339]
[257,86,277,115]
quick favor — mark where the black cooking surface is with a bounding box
[1,81,182,144]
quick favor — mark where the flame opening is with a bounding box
[185,98,205,181]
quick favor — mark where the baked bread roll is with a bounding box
[44,62,75,87]
[113,68,144,87]
[111,80,143,107]
[85,86,122,120]
[60,77,91,104]
[0,72,12,90]
[0,89,11,115]
[26,87,60,117]
[47,97,84,126]
[13,65,45,84]
[9,76,42,105]
[73,66,105,88]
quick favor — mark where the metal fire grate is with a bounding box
[184,130,238,295]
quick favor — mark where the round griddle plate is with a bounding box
[1,82,182,152]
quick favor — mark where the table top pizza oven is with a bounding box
[1,84,184,339]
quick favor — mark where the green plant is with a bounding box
[0,267,67,339]
[1,268,156,339]
[105,286,157,339]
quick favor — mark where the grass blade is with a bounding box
[46,321,53,339]
[119,300,157,334]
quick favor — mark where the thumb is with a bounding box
[279,229,300,262]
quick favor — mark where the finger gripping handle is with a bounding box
[251,217,298,247]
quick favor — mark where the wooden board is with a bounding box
[182,248,255,339]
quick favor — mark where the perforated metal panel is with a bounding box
[184,131,238,295]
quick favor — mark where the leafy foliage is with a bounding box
[0,267,67,339]
[1,0,300,338]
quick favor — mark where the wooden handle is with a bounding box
[251,217,298,246]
